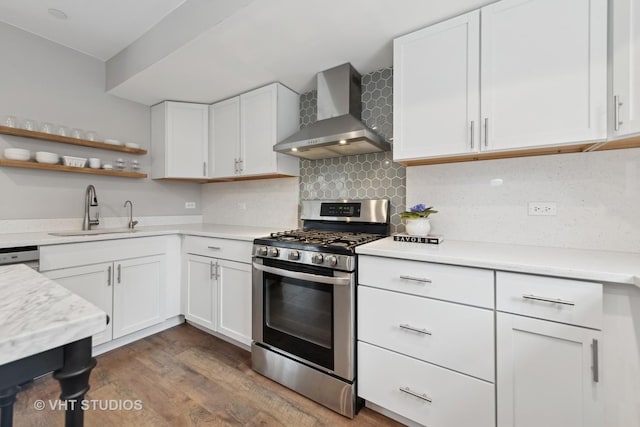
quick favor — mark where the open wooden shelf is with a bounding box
[0,159,147,179]
[0,125,147,155]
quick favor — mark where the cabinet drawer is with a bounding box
[358,341,495,427]
[358,255,494,308]
[496,272,603,329]
[358,286,494,381]
[183,236,252,263]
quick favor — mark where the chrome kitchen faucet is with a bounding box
[124,200,138,229]
[82,185,99,230]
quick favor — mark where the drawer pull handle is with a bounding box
[399,387,432,403]
[208,246,222,250]
[399,324,432,335]
[399,275,432,284]
[521,294,575,306]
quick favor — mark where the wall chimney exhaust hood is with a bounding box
[274,63,390,160]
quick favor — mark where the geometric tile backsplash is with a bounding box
[299,67,407,233]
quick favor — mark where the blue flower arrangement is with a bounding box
[400,203,438,219]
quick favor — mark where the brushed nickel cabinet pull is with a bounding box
[207,246,222,250]
[117,264,121,284]
[210,261,215,279]
[107,265,112,286]
[484,117,489,147]
[592,339,599,383]
[399,387,432,403]
[470,120,475,149]
[521,294,575,306]
[203,162,207,177]
[399,275,432,284]
[614,95,623,131]
[400,324,432,335]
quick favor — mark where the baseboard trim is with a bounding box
[93,316,185,356]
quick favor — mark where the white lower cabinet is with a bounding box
[217,259,252,344]
[357,257,495,426]
[358,342,495,427]
[40,236,170,347]
[496,271,604,427]
[185,254,217,330]
[112,255,165,339]
[497,312,603,427]
[182,236,252,346]
[44,263,113,346]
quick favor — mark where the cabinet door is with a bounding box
[497,312,603,427]
[184,254,217,330]
[113,255,165,339]
[209,97,240,178]
[393,11,480,160]
[44,263,113,346]
[481,0,606,151]
[612,0,640,138]
[240,85,278,175]
[217,259,251,345]
[166,102,208,178]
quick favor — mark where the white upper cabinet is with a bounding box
[208,97,240,179]
[151,101,208,179]
[394,0,607,162]
[208,83,300,179]
[394,11,480,160]
[611,0,640,138]
[481,0,607,151]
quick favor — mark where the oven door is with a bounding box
[252,257,355,381]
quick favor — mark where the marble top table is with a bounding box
[0,264,106,427]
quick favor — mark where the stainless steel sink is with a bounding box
[49,229,139,237]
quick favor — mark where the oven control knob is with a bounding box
[269,247,280,257]
[288,250,300,261]
[325,255,338,267]
[312,253,324,264]
[257,246,268,256]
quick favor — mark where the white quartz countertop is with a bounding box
[356,238,640,287]
[0,264,106,365]
[0,223,278,249]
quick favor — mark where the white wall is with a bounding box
[201,178,299,229]
[406,148,640,253]
[0,22,201,221]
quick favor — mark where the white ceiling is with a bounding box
[0,0,186,60]
[0,0,494,106]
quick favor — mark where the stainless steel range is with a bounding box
[251,199,390,418]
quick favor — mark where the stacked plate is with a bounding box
[3,148,31,161]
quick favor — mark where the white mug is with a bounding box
[89,158,101,169]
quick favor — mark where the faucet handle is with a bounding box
[130,220,139,229]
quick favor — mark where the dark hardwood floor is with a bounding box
[13,324,401,426]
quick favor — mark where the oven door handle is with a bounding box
[252,262,351,286]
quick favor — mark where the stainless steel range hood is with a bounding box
[274,63,390,160]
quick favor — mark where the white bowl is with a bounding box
[35,151,59,164]
[125,142,140,149]
[62,156,87,168]
[104,138,122,146]
[3,148,31,161]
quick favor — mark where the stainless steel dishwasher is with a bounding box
[0,245,40,270]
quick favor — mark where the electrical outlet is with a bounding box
[237,202,247,211]
[185,202,196,209]
[528,202,557,216]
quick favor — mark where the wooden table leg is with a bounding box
[0,386,20,427]
[53,337,96,427]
